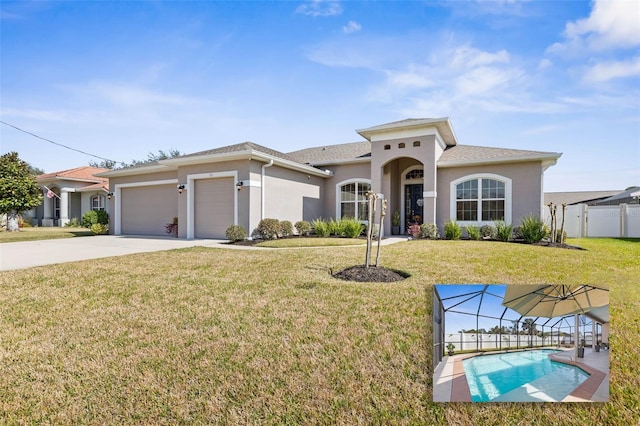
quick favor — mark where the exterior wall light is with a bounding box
[236,181,244,190]
[177,184,186,194]
[107,192,114,200]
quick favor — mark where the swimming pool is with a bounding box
[462,349,590,402]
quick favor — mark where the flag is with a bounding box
[47,189,55,199]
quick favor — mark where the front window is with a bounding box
[455,178,507,222]
[339,181,371,220]
[92,195,105,211]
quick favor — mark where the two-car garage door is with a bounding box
[119,177,234,238]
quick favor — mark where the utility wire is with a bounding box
[0,120,121,164]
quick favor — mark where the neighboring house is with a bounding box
[98,118,561,239]
[544,190,622,207]
[28,166,110,226]
[592,186,640,206]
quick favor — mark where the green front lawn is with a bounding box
[0,227,93,243]
[0,238,638,424]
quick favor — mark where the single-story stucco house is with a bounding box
[27,166,110,226]
[98,118,562,239]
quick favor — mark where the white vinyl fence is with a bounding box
[543,203,640,238]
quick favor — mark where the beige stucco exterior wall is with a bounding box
[436,161,545,232]
[262,165,323,232]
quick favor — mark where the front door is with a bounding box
[405,184,424,227]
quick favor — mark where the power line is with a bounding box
[0,120,121,164]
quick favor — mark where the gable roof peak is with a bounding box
[356,117,457,146]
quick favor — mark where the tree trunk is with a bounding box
[6,212,20,232]
[375,199,387,268]
[559,203,567,244]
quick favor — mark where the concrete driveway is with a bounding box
[0,235,231,271]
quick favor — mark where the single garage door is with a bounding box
[194,177,234,238]
[121,185,177,236]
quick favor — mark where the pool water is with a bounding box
[462,349,590,402]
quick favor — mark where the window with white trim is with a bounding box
[453,176,510,223]
[339,181,371,220]
[92,195,105,211]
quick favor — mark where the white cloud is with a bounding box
[450,46,510,69]
[583,56,640,82]
[550,0,640,53]
[342,20,361,34]
[296,0,342,17]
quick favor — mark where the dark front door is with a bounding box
[405,184,424,226]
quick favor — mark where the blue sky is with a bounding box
[1,0,638,192]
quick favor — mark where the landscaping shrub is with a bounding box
[519,215,547,244]
[65,218,82,227]
[312,218,330,237]
[465,225,480,240]
[494,220,513,242]
[82,210,108,228]
[327,218,342,236]
[280,220,293,238]
[340,217,364,238]
[419,223,440,239]
[294,220,311,236]
[257,218,281,240]
[512,225,523,240]
[444,220,462,240]
[225,225,247,242]
[90,223,108,235]
[480,224,497,240]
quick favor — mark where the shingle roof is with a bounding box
[287,141,371,164]
[179,141,299,163]
[544,191,622,206]
[287,142,559,166]
[438,145,560,165]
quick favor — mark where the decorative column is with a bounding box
[42,187,54,227]
[59,189,70,226]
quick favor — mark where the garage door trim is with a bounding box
[187,171,238,240]
[113,179,178,235]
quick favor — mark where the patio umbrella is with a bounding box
[502,284,609,318]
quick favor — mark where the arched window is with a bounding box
[413,141,421,147]
[337,180,371,221]
[384,144,391,150]
[450,175,512,224]
[398,143,405,149]
[405,169,424,180]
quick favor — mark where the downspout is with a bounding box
[261,159,274,220]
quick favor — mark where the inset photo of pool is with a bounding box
[432,284,609,403]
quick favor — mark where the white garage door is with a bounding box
[194,177,234,238]
[121,185,178,236]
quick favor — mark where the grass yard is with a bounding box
[0,227,93,243]
[0,238,638,424]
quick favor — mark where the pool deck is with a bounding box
[433,347,609,402]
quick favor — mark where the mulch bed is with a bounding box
[332,265,409,282]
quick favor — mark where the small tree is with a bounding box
[0,152,43,231]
